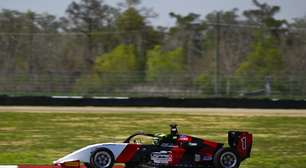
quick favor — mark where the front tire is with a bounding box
[213,148,240,168]
[90,148,115,168]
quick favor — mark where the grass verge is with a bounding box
[0,109,306,167]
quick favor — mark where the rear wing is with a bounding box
[228,131,253,161]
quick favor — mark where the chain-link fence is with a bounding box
[0,25,306,99]
[0,72,305,99]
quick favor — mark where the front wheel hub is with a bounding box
[94,151,112,168]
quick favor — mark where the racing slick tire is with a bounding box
[213,148,240,168]
[90,148,115,168]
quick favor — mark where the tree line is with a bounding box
[0,0,305,98]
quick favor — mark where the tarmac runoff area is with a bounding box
[0,106,306,117]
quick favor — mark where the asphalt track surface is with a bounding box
[1,106,306,117]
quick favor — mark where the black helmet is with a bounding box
[170,124,178,135]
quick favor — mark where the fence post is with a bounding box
[214,12,221,96]
[265,76,272,97]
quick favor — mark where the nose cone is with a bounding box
[53,145,93,164]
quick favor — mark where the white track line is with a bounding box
[0,166,18,168]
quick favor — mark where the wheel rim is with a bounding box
[220,151,237,168]
[94,151,112,168]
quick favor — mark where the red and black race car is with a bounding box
[54,124,253,168]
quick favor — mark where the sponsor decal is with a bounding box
[241,136,247,151]
[194,154,201,162]
[178,135,190,141]
[203,156,213,161]
[151,151,171,164]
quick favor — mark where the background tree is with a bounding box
[116,0,161,71]
[235,34,284,94]
[0,9,23,76]
[146,46,186,87]
[167,12,205,79]
[126,0,141,8]
[64,0,118,71]
[283,17,306,77]
[204,9,246,77]
[236,36,283,78]
[243,0,287,38]
[0,10,63,76]
[74,44,138,94]
[231,0,287,94]
[1,0,306,98]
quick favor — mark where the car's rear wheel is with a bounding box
[90,148,115,168]
[213,148,240,168]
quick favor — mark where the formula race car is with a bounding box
[54,124,252,168]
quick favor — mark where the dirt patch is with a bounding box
[0,106,306,117]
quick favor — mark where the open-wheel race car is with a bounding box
[54,124,252,168]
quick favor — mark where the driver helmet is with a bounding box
[170,124,178,136]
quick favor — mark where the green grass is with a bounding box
[1,111,306,167]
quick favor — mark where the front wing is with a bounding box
[54,143,129,164]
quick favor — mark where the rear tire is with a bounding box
[213,148,240,168]
[90,148,115,168]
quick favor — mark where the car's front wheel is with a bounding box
[213,148,240,168]
[90,148,115,168]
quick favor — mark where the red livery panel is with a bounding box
[169,146,186,165]
[116,144,140,163]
